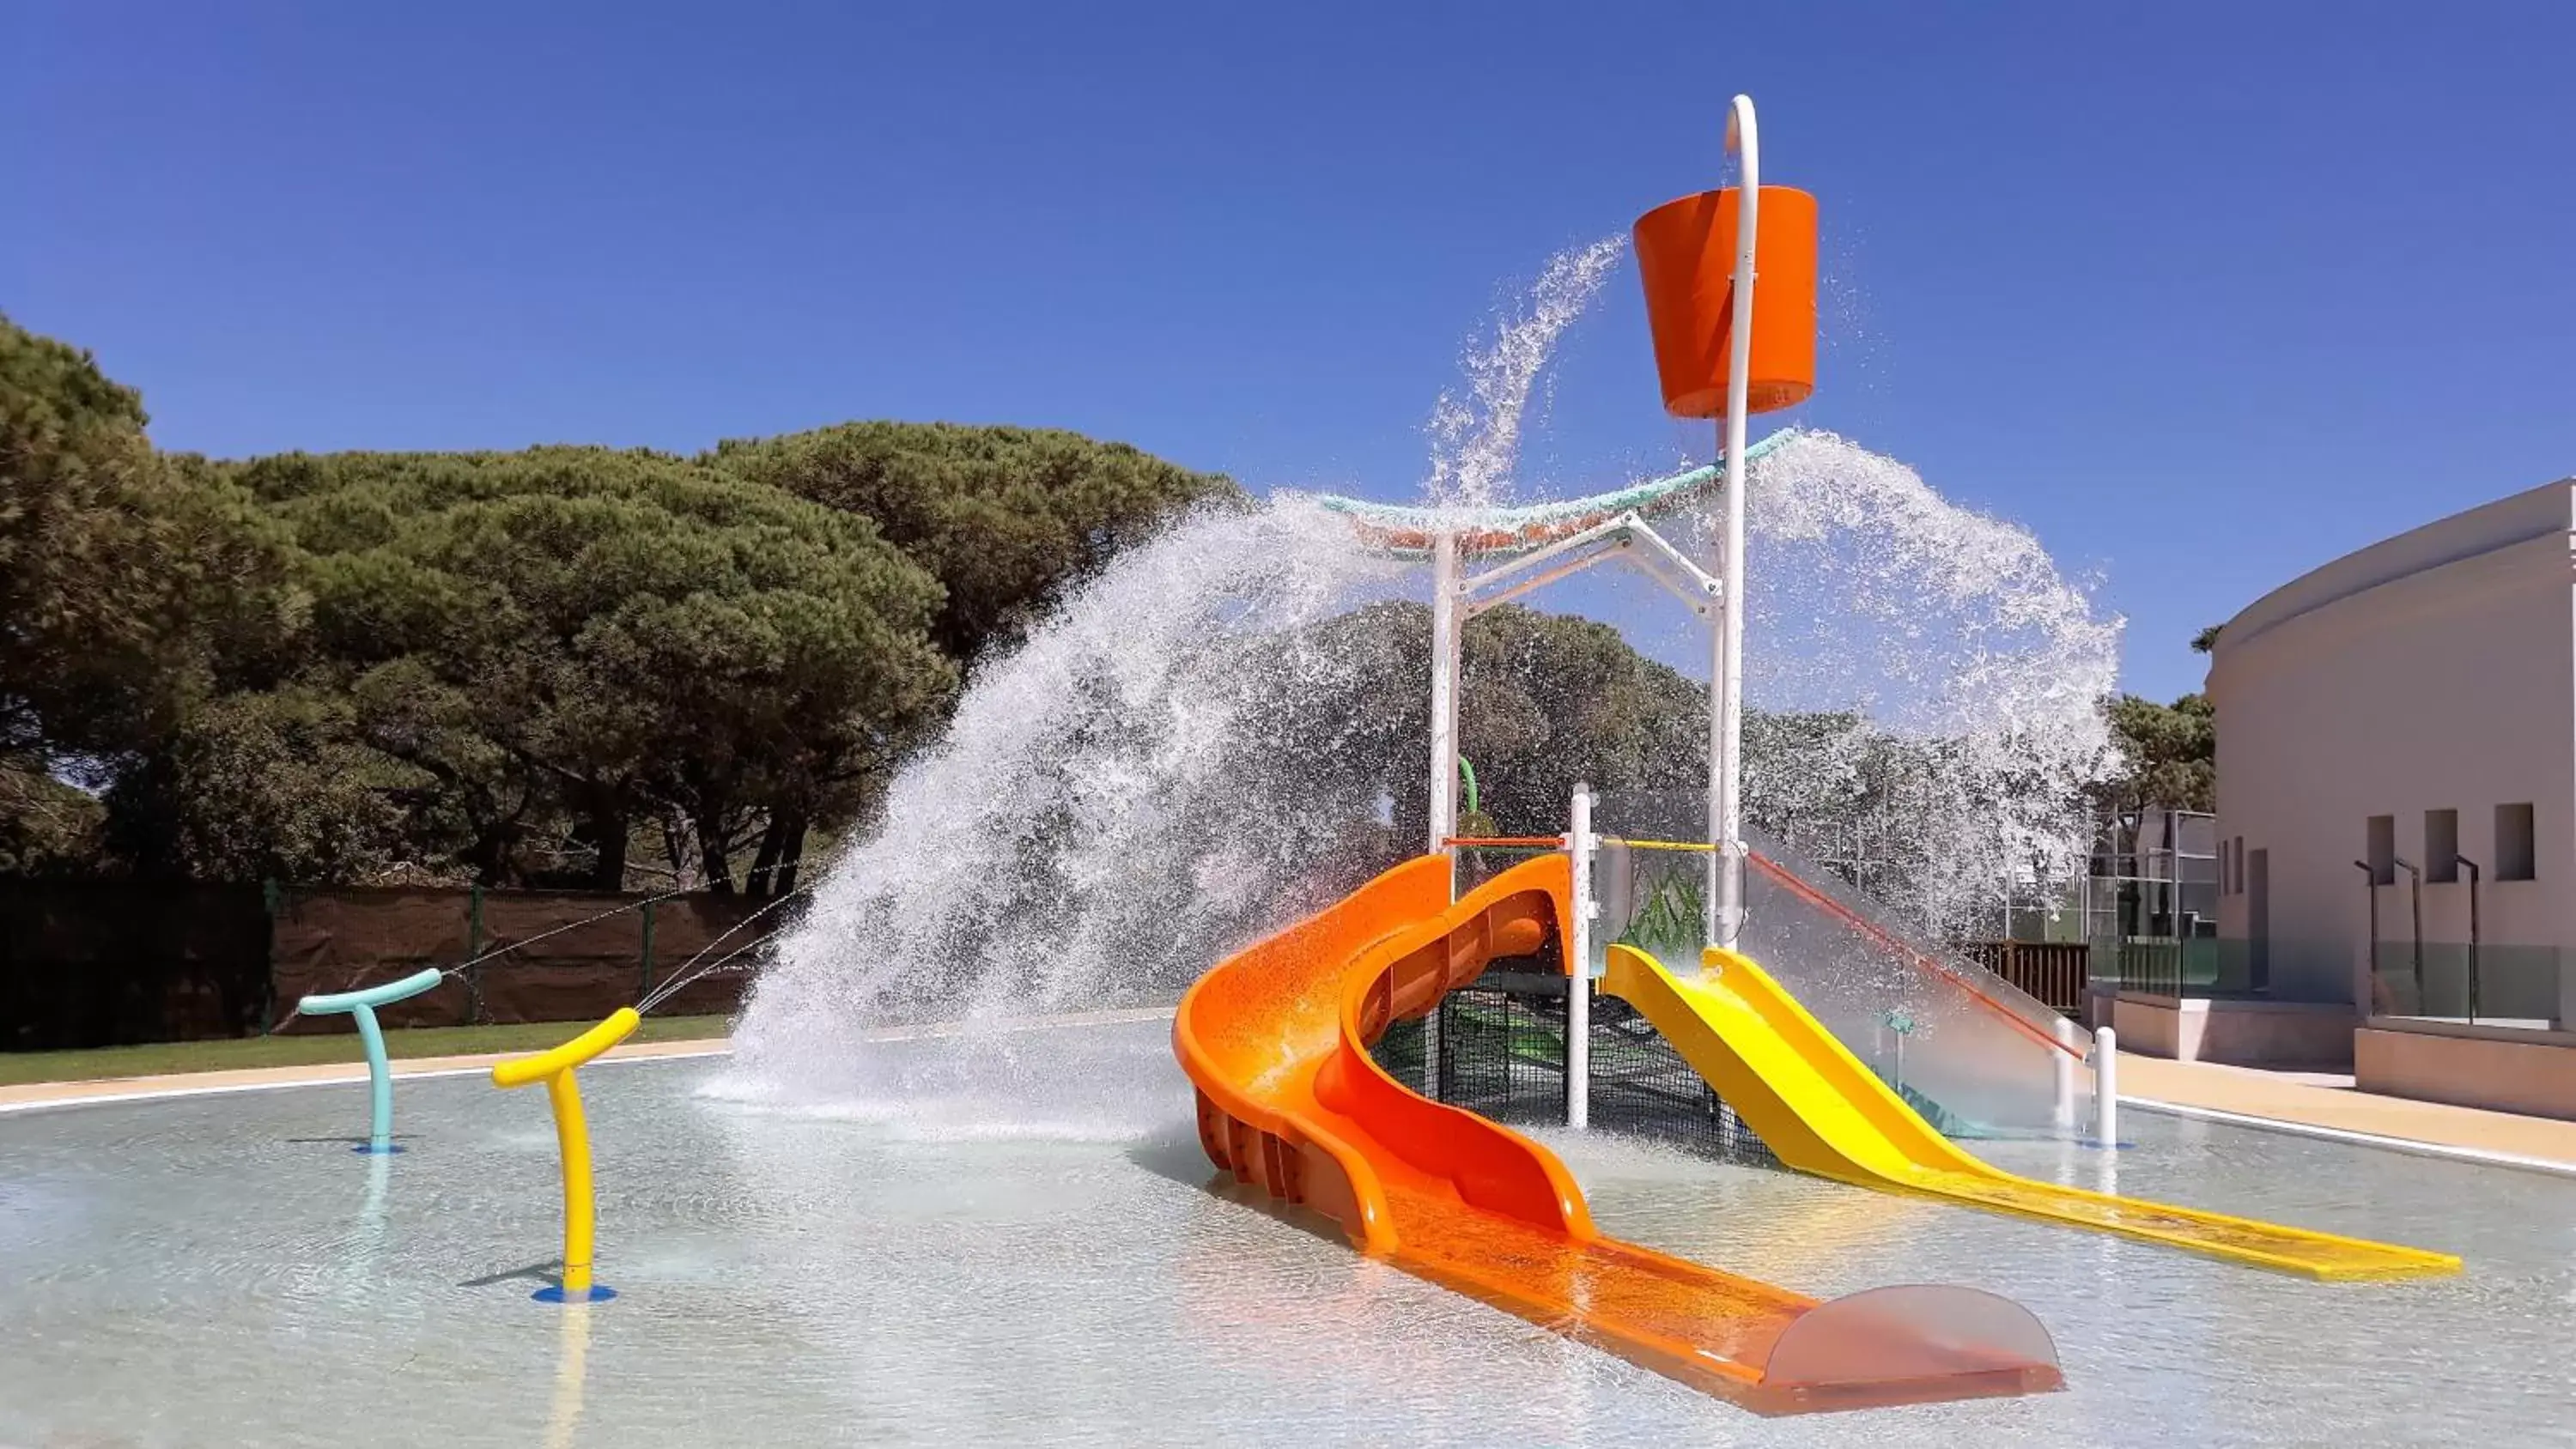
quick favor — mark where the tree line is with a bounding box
[2099,627,2219,820]
[3,311,2214,900]
[2,315,1237,894]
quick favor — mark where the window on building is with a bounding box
[2232,836,2245,894]
[2426,809,2459,883]
[2366,815,2396,886]
[2497,802,2537,882]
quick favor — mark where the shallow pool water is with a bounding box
[4,1020,2573,1447]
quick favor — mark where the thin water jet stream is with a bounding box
[1427,236,1627,511]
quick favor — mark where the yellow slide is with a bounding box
[1601,944,2459,1281]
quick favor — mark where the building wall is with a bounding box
[2209,481,2576,1011]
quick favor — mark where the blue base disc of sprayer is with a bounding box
[533,1284,617,1305]
[352,1143,404,1155]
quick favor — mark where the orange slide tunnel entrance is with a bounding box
[1171,852,2063,1415]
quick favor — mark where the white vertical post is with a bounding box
[1567,782,1595,1129]
[1427,530,1462,859]
[1710,93,1759,953]
[2051,1029,2076,1131]
[2091,1025,2118,1144]
[1423,530,1461,1098]
[1708,600,1728,947]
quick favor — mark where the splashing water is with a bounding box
[1425,235,1626,510]
[729,249,2123,1106]
[1730,431,2121,933]
[726,500,1413,1102]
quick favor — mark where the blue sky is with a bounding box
[7,1,2569,702]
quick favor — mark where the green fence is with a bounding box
[2086,937,2258,997]
[2088,933,2567,1028]
[2368,941,2563,1025]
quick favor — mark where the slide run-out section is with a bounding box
[1172,852,2063,1415]
[1602,943,2460,1281]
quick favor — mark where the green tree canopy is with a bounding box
[2101,690,2215,815]
[2093,628,2224,817]
[3,318,231,761]
[706,422,1241,663]
[117,446,957,889]
[1,316,283,871]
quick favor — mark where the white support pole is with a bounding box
[1710,93,1760,953]
[1566,782,1595,1130]
[1427,530,1462,858]
[1424,530,1461,1099]
[2091,1025,2119,1144]
[1619,519,1722,613]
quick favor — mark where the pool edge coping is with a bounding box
[2123,1094,2576,1179]
[0,1006,1180,1117]
[14,1013,2575,1181]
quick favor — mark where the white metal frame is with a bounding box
[1709,94,1759,954]
[1425,92,1765,963]
[1423,512,1722,858]
[1419,94,1768,1119]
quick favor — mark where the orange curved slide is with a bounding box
[1172,852,2064,1415]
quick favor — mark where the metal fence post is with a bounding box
[258,878,283,1035]
[638,897,657,1002]
[465,882,487,1026]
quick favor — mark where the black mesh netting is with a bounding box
[1370,969,1781,1169]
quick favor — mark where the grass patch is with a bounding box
[0,1015,732,1088]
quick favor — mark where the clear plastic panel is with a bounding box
[1756,1284,2063,1413]
[1736,830,2085,1137]
[1591,793,2088,1138]
[2373,940,2564,1027]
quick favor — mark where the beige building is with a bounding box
[2196,477,2576,1114]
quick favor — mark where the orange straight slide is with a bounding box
[1171,852,2064,1416]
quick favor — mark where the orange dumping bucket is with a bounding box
[1632,185,1817,418]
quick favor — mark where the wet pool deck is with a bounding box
[9,1027,2576,1175]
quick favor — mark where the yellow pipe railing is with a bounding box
[491,1007,641,1302]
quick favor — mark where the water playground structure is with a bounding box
[8,91,2506,1442]
[1174,92,2455,1413]
[389,86,2436,1393]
